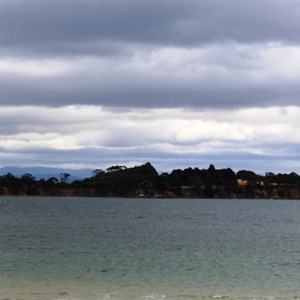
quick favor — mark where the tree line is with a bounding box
[1,163,300,198]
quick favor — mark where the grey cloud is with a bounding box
[0,1,300,57]
[0,1,185,56]
[2,1,300,173]
[0,67,300,108]
[1,143,300,174]
[0,1,300,109]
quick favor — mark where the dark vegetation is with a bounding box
[1,162,300,198]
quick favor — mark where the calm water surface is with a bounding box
[0,197,300,300]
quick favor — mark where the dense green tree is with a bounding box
[20,173,36,194]
[0,163,300,198]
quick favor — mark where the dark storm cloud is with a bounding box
[0,1,300,56]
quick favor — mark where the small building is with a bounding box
[237,179,248,186]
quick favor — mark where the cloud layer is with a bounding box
[1,1,300,51]
[0,105,299,173]
[1,43,300,108]
[0,1,300,172]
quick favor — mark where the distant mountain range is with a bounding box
[0,166,93,182]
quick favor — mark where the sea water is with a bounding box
[0,197,300,300]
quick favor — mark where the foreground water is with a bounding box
[0,197,300,300]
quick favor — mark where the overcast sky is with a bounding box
[1,0,300,174]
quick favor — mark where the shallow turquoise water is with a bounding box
[0,197,300,300]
